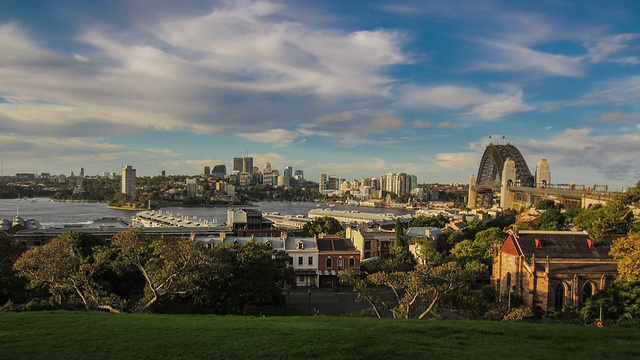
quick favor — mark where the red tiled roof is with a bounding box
[500,235,520,256]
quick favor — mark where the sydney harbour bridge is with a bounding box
[467,143,616,210]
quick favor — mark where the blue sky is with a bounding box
[1,0,639,190]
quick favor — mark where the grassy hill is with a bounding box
[0,311,638,359]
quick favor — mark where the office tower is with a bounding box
[319,174,327,192]
[233,157,243,173]
[212,164,226,178]
[294,169,304,180]
[284,166,293,177]
[243,157,253,174]
[203,166,211,176]
[264,162,272,172]
[79,167,85,178]
[122,165,137,198]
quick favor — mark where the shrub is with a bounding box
[0,300,18,312]
[503,306,533,322]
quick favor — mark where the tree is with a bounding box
[609,232,640,282]
[583,279,640,323]
[395,218,406,249]
[535,199,558,210]
[188,242,294,314]
[538,208,566,231]
[364,261,485,319]
[13,232,123,312]
[473,227,506,257]
[574,200,634,239]
[410,215,449,228]
[0,238,28,305]
[111,228,206,312]
[301,216,343,237]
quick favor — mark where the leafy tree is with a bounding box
[535,199,558,210]
[473,227,506,257]
[0,238,28,304]
[111,228,206,312]
[395,218,406,249]
[574,200,634,239]
[13,232,123,312]
[583,280,640,323]
[609,232,640,282]
[450,240,485,267]
[361,262,485,319]
[301,216,343,237]
[410,237,444,265]
[188,242,294,314]
[435,229,463,255]
[538,208,566,231]
[410,215,449,228]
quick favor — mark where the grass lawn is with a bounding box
[0,311,638,359]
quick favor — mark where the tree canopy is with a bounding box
[301,216,344,237]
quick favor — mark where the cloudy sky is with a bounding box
[1,0,639,189]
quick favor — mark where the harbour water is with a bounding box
[1,198,413,227]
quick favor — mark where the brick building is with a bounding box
[491,227,619,313]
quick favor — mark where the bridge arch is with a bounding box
[476,144,534,188]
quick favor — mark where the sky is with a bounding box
[1,0,640,190]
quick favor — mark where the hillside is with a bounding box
[0,312,638,359]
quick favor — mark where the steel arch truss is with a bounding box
[476,144,534,187]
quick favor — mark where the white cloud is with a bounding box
[238,129,300,147]
[0,2,409,140]
[397,85,533,119]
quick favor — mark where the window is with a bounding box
[349,258,355,267]
[338,258,344,268]
[326,258,332,268]
[364,241,371,250]
[298,257,303,265]
[555,282,566,309]
[297,241,304,250]
[364,251,370,259]
[582,282,595,303]
[288,257,293,266]
[308,257,313,266]
[299,275,305,282]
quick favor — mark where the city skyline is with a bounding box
[1,1,640,190]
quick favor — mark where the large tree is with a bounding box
[344,261,485,319]
[13,232,123,312]
[609,232,640,282]
[111,228,206,312]
[0,238,28,305]
[301,216,343,237]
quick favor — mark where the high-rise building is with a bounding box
[79,167,85,178]
[243,157,253,174]
[264,162,272,172]
[122,165,137,198]
[319,174,327,192]
[294,169,304,180]
[233,157,243,173]
[284,166,293,177]
[212,164,226,178]
[203,166,211,176]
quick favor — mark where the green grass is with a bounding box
[0,311,638,359]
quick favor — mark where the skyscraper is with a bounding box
[203,166,211,176]
[233,157,243,173]
[243,157,253,174]
[284,166,293,177]
[122,165,136,198]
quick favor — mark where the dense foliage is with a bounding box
[11,229,294,314]
[301,216,344,237]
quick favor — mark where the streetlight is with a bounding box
[308,287,311,314]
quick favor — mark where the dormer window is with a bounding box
[265,241,272,248]
[297,241,304,250]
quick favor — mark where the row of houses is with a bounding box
[196,232,360,288]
